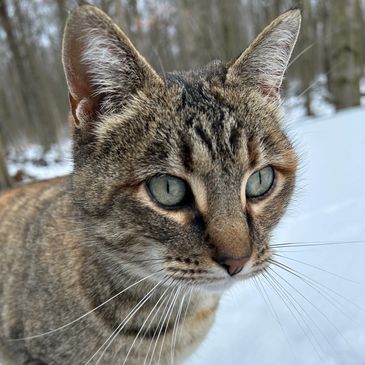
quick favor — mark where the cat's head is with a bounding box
[62,6,300,291]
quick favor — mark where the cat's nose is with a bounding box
[215,256,251,276]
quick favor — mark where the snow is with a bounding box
[283,74,336,122]
[4,107,365,364]
[7,140,73,182]
[186,106,365,365]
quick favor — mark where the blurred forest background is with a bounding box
[0,0,365,189]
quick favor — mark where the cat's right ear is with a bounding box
[62,5,163,128]
[226,9,301,97]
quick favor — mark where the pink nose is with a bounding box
[216,256,250,276]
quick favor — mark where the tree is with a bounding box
[298,0,316,116]
[0,134,12,190]
[0,0,35,127]
[328,0,362,110]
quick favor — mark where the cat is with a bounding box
[0,5,301,365]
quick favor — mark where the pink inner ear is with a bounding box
[69,93,79,127]
[65,37,100,127]
[65,38,95,100]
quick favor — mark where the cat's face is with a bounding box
[63,6,300,291]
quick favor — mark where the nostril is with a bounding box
[216,256,250,276]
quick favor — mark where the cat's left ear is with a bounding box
[226,9,301,97]
[62,5,163,128]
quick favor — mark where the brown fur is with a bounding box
[0,6,301,365]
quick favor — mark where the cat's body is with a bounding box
[0,6,301,365]
[0,177,217,365]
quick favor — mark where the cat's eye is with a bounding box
[147,175,188,208]
[246,166,275,199]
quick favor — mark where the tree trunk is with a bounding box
[13,0,59,148]
[0,0,35,126]
[301,0,316,116]
[0,135,12,190]
[329,0,362,110]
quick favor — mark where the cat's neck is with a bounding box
[74,237,220,346]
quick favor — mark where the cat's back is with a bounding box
[0,176,75,363]
[0,176,70,282]
[0,176,69,235]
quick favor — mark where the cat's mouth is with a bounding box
[162,255,271,290]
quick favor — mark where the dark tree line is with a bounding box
[0,0,364,189]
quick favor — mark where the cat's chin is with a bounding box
[173,268,265,293]
[197,275,262,294]
[199,279,236,293]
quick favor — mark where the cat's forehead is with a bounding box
[172,83,248,175]
[95,72,290,182]
[164,76,285,174]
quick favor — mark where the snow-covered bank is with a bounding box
[7,140,72,182]
[186,107,365,365]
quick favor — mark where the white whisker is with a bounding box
[85,278,164,365]
[9,272,157,341]
[177,286,194,342]
[170,287,188,365]
[143,288,176,365]
[146,286,179,365]
[120,283,172,365]
[157,285,182,365]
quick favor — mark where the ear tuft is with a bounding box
[62,5,163,128]
[226,9,301,97]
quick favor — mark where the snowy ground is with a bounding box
[186,107,365,365]
[7,140,72,181]
[5,107,365,364]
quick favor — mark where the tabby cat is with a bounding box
[0,5,301,365]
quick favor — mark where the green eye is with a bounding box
[147,175,188,208]
[246,166,275,198]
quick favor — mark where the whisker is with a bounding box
[9,272,158,341]
[157,285,182,365]
[269,259,365,334]
[269,259,365,314]
[134,285,174,354]
[145,286,179,365]
[271,240,365,248]
[273,252,364,285]
[125,258,166,264]
[267,267,347,358]
[287,41,317,68]
[170,287,188,365]
[262,271,325,362]
[253,277,280,326]
[280,58,342,112]
[85,278,166,365]
[252,276,299,361]
[142,285,176,365]
[120,283,172,365]
[177,286,194,342]
[132,286,173,363]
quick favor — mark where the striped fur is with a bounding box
[0,5,301,365]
